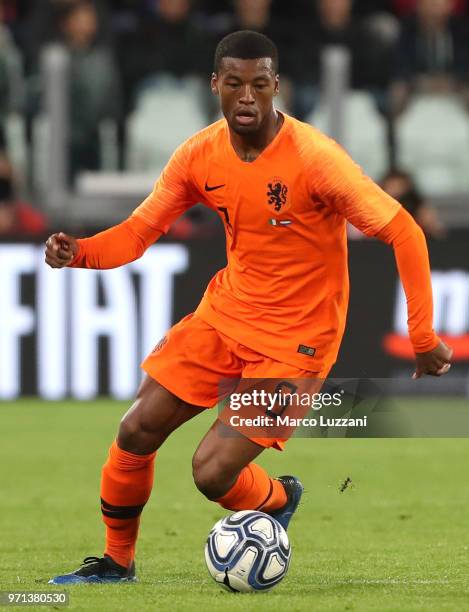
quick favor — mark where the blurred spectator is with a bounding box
[231,0,296,64]
[381,168,446,237]
[21,1,121,179]
[391,0,469,114]
[118,0,212,113]
[0,152,48,236]
[231,0,273,30]
[20,0,112,75]
[291,0,396,118]
[55,0,122,178]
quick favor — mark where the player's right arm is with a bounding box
[44,218,161,269]
[45,141,198,270]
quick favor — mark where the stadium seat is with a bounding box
[306,91,388,181]
[395,95,469,196]
[125,75,209,172]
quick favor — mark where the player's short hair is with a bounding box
[214,30,279,74]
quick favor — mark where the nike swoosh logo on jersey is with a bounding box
[205,182,225,192]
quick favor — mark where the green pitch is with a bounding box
[1,398,469,611]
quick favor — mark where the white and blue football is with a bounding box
[205,510,291,592]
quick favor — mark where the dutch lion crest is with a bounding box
[267,178,289,212]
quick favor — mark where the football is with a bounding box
[204,510,291,592]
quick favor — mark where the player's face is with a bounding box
[212,58,279,135]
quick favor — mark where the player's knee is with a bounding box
[118,376,188,453]
[118,397,165,453]
[192,462,227,500]
[118,412,141,447]
[192,451,236,500]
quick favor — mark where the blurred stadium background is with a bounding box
[0,0,468,400]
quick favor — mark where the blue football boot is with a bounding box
[48,556,136,584]
[269,475,304,531]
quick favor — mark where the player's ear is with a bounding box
[273,75,279,96]
[211,73,219,96]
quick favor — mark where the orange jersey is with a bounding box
[132,113,402,371]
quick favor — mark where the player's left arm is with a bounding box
[314,138,452,378]
[374,208,452,378]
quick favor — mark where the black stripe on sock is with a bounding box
[101,508,143,519]
[101,498,144,512]
[254,479,274,511]
[101,498,145,519]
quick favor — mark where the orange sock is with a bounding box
[215,463,287,513]
[100,440,156,568]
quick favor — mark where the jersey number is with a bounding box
[217,206,233,236]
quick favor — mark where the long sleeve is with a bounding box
[131,139,199,232]
[70,215,161,269]
[308,134,401,236]
[375,207,440,353]
[70,137,199,269]
[306,132,439,354]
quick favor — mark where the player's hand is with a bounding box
[44,232,78,268]
[412,341,453,379]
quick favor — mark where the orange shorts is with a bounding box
[142,313,333,450]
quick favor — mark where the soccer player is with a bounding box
[45,30,452,584]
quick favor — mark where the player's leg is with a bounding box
[50,314,244,584]
[101,375,205,569]
[49,375,204,584]
[192,420,290,519]
[96,314,245,578]
[192,341,334,530]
